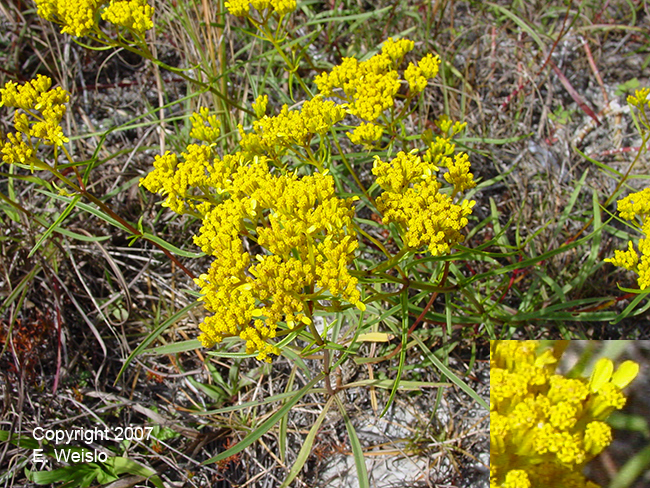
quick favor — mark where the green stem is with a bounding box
[30,156,196,280]
[330,128,371,202]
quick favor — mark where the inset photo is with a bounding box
[490,340,650,488]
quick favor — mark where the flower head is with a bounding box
[490,340,638,488]
[189,107,221,143]
[34,0,153,36]
[225,0,296,17]
[101,0,154,34]
[606,188,650,289]
[35,0,103,37]
[0,76,69,167]
[347,122,384,148]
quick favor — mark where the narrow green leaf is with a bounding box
[412,334,488,410]
[202,373,324,464]
[305,6,392,25]
[106,456,165,488]
[609,444,650,488]
[115,301,201,383]
[38,190,132,232]
[279,366,297,463]
[380,291,408,417]
[0,430,40,450]
[28,195,81,258]
[280,396,336,488]
[335,395,369,488]
[142,231,204,258]
[146,339,202,355]
[488,2,546,50]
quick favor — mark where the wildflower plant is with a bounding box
[605,89,650,292]
[138,33,476,366]
[490,340,639,488]
[0,0,487,480]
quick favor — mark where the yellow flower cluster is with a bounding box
[627,87,650,111]
[225,0,296,17]
[490,340,639,488]
[141,108,364,361]
[189,107,221,143]
[34,0,153,37]
[252,94,268,119]
[315,38,440,122]
[347,122,383,148]
[0,76,69,166]
[605,187,650,290]
[141,38,457,360]
[140,146,210,214]
[101,0,154,34]
[35,0,103,37]
[239,97,345,155]
[372,122,475,256]
[404,54,441,94]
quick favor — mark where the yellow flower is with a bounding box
[404,63,427,94]
[373,149,473,256]
[34,0,104,37]
[1,132,34,165]
[605,188,650,289]
[315,41,430,122]
[490,340,638,488]
[583,421,612,456]
[605,241,639,270]
[252,94,268,118]
[616,188,650,221]
[372,151,437,193]
[101,0,154,34]
[347,122,383,147]
[627,87,650,110]
[225,0,296,17]
[225,0,250,17]
[381,37,415,64]
[142,129,362,360]
[502,470,531,488]
[244,97,345,152]
[638,254,650,290]
[441,152,476,193]
[0,76,69,168]
[270,0,296,16]
[418,53,441,80]
[189,107,221,143]
[35,0,154,35]
[349,70,400,121]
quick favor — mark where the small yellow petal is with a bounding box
[589,358,613,393]
[611,360,639,389]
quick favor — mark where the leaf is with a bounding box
[202,373,324,464]
[335,395,369,488]
[29,195,81,258]
[115,301,201,383]
[280,396,336,488]
[412,334,489,411]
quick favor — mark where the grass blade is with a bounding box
[380,290,408,417]
[28,194,81,258]
[334,395,369,488]
[279,395,336,488]
[202,373,325,464]
[412,334,488,410]
[115,301,201,383]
